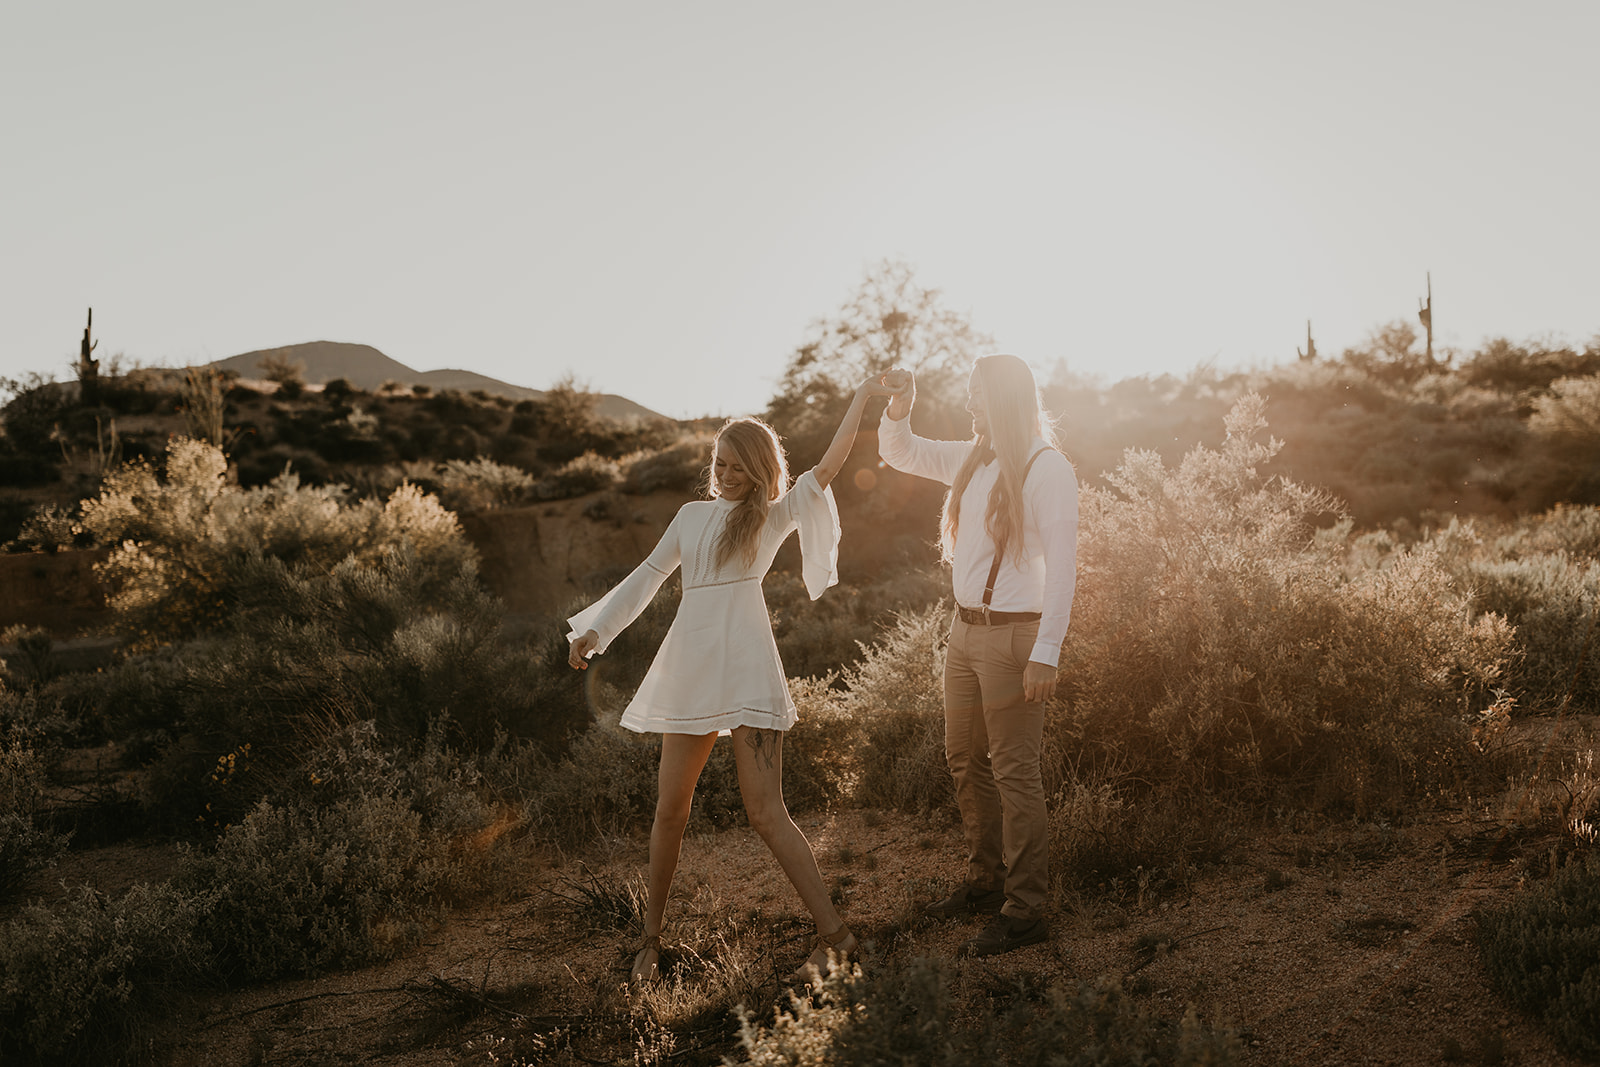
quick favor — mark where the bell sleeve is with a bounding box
[778,469,840,600]
[566,507,684,655]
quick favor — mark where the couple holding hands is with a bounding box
[567,354,1079,987]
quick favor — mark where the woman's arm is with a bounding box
[875,367,970,486]
[565,507,685,668]
[810,377,898,490]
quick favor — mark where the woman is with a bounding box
[568,377,896,987]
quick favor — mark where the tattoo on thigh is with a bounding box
[745,728,781,771]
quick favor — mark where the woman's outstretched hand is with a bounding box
[860,374,899,398]
[880,367,914,420]
[569,630,599,670]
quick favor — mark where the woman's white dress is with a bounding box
[566,470,840,735]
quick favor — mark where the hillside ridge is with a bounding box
[209,340,665,423]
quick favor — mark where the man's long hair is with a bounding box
[940,354,1058,566]
[710,417,789,570]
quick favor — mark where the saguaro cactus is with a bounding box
[1297,320,1317,362]
[77,307,100,406]
[1417,273,1439,367]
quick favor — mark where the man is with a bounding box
[877,354,1079,957]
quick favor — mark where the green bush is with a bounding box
[1060,394,1511,816]
[1504,504,1600,559]
[766,565,947,682]
[536,451,621,499]
[833,604,951,814]
[173,719,488,983]
[176,791,450,981]
[0,624,57,688]
[78,436,476,643]
[1421,508,1600,712]
[731,957,1240,1066]
[433,456,536,511]
[517,719,661,851]
[1467,552,1600,711]
[0,720,497,1060]
[6,503,86,552]
[0,882,214,1062]
[49,544,574,836]
[618,433,711,495]
[1478,854,1600,1058]
[0,738,69,899]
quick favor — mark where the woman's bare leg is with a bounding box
[731,726,855,972]
[636,731,717,980]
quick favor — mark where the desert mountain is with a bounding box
[209,341,666,423]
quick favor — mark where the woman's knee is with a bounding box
[742,798,790,840]
[652,794,695,832]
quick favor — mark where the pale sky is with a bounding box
[3,1,1596,420]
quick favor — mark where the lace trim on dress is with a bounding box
[690,509,725,586]
[683,575,760,591]
[637,705,789,725]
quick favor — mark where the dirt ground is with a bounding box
[89,801,1581,1067]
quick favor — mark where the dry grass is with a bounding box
[118,775,1593,1067]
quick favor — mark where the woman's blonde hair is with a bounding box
[710,417,789,570]
[941,354,1059,566]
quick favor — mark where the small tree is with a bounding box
[537,374,600,442]
[1528,374,1600,504]
[258,351,307,398]
[766,260,990,462]
[179,367,228,447]
[1339,319,1438,384]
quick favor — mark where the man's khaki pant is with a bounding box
[943,615,1048,921]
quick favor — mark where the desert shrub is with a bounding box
[518,719,661,851]
[782,674,863,812]
[7,503,87,552]
[0,738,69,900]
[299,719,493,836]
[1059,394,1511,816]
[619,433,711,495]
[1461,337,1600,396]
[1049,777,1236,890]
[176,788,455,982]
[731,957,1240,1066]
[0,625,57,688]
[0,882,214,1062]
[536,451,621,499]
[517,715,779,851]
[0,721,494,1061]
[1420,510,1600,712]
[322,377,357,401]
[1466,552,1600,712]
[534,374,600,442]
[1507,504,1600,560]
[102,548,575,828]
[1528,375,1600,504]
[0,373,71,456]
[78,436,476,643]
[45,640,196,758]
[433,456,536,511]
[766,564,947,681]
[835,604,951,813]
[1478,853,1600,1058]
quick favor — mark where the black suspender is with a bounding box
[980,447,1055,613]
